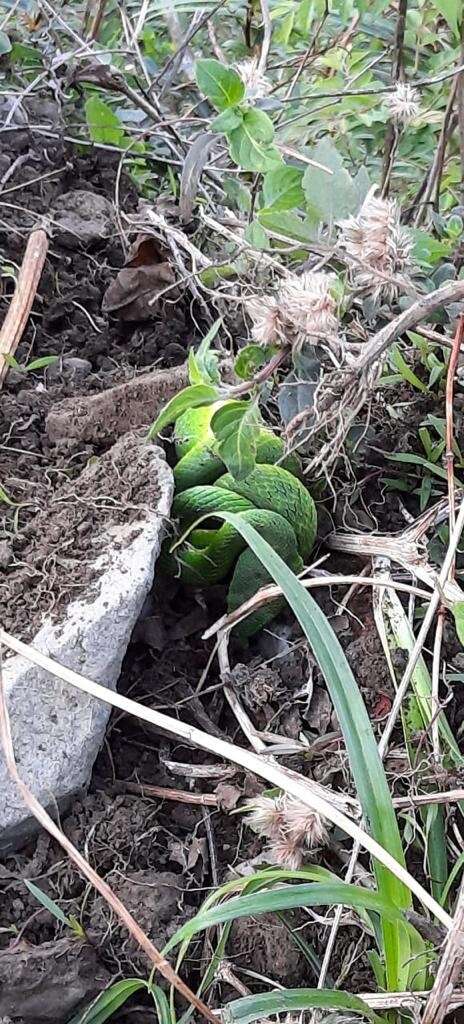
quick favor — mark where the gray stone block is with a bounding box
[0,441,173,851]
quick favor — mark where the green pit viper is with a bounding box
[162,402,317,639]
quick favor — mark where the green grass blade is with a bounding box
[69,980,147,1024]
[24,879,72,930]
[222,988,385,1024]
[203,512,412,988]
[163,881,419,953]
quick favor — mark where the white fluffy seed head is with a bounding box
[246,295,283,346]
[384,82,420,126]
[247,271,340,351]
[338,187,414,302]
[282,798,328,849]
[278,271,339,344]
[266,836,305,870]
[234,57,271,101]
[245,795,285,838]
[245,793,328,869]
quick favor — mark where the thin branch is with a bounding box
[378,497,464,757]
[354,278,464,372]
[257,0,272,74]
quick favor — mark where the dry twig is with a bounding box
[0,227,48,386]
[0,627,452,927]
[0,659,217,1024]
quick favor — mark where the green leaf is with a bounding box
[164,881,417,954]
[262,166,305,212]
[147,384,219,439]
[389,346,428,393]
[431,0,459,34]
[229,109,282,172]
[257,208,316,243]
[85,96,127,146]
[235,344,278,380]
[385,452,448,480]
[188,318,222,385]
[195,59,245,111]
[180,513,414,990]
[0,31,11,55]
[211,109,243,133]
[26,355,59,372]
[223,988,384,1024]
[452,601,464,645]
[3,354,21,370]
[70,980,147,1024]
[211,400,262,480]
[223,177,252,213]
[24,880,72,929]
[303,139,358,227]
[244,220,269,249]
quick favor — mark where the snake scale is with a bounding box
[163,402,317,638]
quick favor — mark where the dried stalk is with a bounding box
[120,781,218,806]
[355,277,464,372]
[421,879,464,1024]
[0,627,451,927]
[0,227,48,386]
[0,660,217,1024]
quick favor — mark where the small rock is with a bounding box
[0,938,110,1024]
[52,190,114,249]
[45,357,92,383]
[0,541,13,569]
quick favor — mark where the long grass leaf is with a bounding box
[222,988,385,1024]
[202,512,412,987]
[163,881,419,953]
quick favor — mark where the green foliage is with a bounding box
[24,880,85,939]
[262,165,305,211]
[187,318,222,385]
[229,109,282,172]
[148,384,219,438]
[303,138,361,226]
[234,344,279,379]
[85,96,130,147]
[0,31,11,54]
[70,980,149,1024]
[211,400,262,480]
[196,58,245,110]
[222,988,384,1024]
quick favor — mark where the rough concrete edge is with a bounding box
[0,443,173,847]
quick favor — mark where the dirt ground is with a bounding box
[1,132,463,1024]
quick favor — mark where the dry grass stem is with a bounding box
[0,227,48,385]
[0,627,453,928]
[0,658,218,1024]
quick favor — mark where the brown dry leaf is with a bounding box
[214,781,242,811]
[102,234,177,321]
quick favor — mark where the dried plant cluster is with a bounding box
[338,188,415,303]
[246,793,328,869]
[247,271,340,354]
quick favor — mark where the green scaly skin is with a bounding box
[165,404,317,639]
[173,403,301,492]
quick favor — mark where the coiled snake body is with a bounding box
[164,403,317,638]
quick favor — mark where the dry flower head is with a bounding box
[384,82,420,126]
[338,187,414,302]
[246,271,340,353]
[245,793,328,868]
[234,57,271,101]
